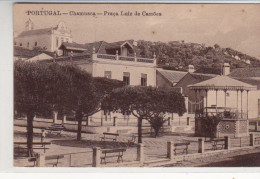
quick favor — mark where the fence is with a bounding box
[15,133,260,167]
[32,144,142,167]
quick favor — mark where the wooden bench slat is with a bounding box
[45,155,64,160]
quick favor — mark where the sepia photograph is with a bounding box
[12,2,260,168]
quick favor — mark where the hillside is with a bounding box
[134,40,260,73]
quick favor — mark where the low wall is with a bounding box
[14,118,141,134]
[217,119,248,138]
[14,117,195,135]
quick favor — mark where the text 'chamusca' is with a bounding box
[26,10,162,17]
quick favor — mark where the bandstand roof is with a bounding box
[188,75,257,91]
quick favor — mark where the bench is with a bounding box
[127,135,137,146]
[210,138,225,150]
[14,142,51,154]
[173,142,190,155]
[28,154,64,167]
[46,124,64,136]
[100,132,119,142]
[100,148,126,164]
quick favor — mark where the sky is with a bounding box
[14,3,260,58]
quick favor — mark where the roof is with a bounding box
[17,28,53,37]
[27,53,53,62]
[189,73,217,81]
[104,41,134,50]
[157,69,187,84]
[188,75,257,91]
[234,78,260,90]
[60,40,135,54]
[60,42,89,51]
[14,46,55,58]
[229,67,260,78]
[194,67,222,75]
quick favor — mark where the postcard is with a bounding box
[13,2,260,168]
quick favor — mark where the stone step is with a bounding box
[144,159,177,167]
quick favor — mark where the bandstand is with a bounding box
[188,76,257,137]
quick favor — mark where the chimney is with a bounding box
[223,63,230,76]
[188,65,195,73]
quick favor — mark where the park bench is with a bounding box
[173,142,190,155]
[28,154,64,167]
[14,142,51,154]
[127,135,137,147]
[210,138,225,150]
[46,124,64,136]
[100,148,126,164]
[100,132,119,142]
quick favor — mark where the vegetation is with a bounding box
[146,88,186,137]
[134,40,260,73]
[102,86,186,142]
[14,61,70,156]
[196,115,223,139]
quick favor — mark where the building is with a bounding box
[40,41,157,131]
[13,46,55,61]
[188,75,258,137]
[14,19,72,55]
[56,40,156,86]
[59,40,137,57]
[156,68,187,88]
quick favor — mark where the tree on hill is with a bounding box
[135,40,260,70]
[102,86,186,142]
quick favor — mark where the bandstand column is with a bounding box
[240,89,244,119]
[216,89,218,114]
[236,90,239,118]
[224,89,227,110]
[247,90,249,119]
[195,89,198,113]
[198,90,201,110]
[205,89,208,116]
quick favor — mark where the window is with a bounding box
[27,42,29,48]
[141,73,147,86]
[66,38,69,43]
[56,37,59,47]
[123,111,130,121]
[20,43,22,47]
[61,37,64,44]
[123,72,130,85]
[104,71,112,79]
[35,42,37,47]
[101,110,111,121]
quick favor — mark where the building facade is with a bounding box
[14,19,72,55]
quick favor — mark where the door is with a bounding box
[258,99,260,117]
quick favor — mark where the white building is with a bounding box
[49,40,157,129]
[14,19,72,55]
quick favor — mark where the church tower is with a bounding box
[25,19,34,31]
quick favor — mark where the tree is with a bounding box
[14,61,69,156]
[77,77,124,138]
[62,72,124,141]
[102,86,186,143]
[146,88,186,137]
[56,65,98,141]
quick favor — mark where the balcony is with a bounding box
[94,53,156,65]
